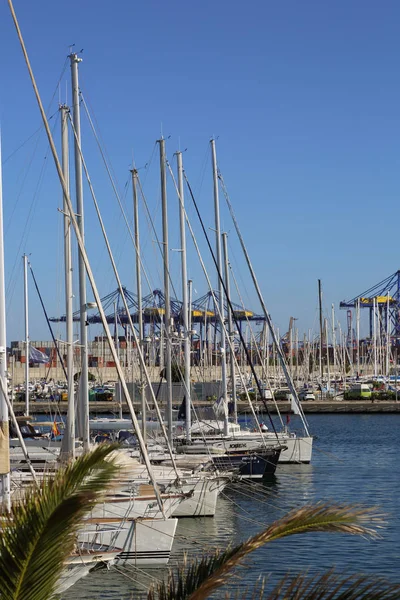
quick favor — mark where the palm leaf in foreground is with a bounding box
[267,570,400,600]
[148,503,386,600]
[0,443,120,600]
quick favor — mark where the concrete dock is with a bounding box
[14,399,400,416]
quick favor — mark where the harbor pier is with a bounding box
[14,400,400,416]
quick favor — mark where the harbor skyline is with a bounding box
[1,0,400,343]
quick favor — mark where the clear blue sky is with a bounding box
[0,0,399,344]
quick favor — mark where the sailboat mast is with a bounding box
[113,301,118,355]
[222,232,237,423]
[131,168,146,441]
[113,300,123,419]
[69,52,89,452]
[356,298,360,376]
[332,304,337,385]
[0,137,10,511]
[216,175,309,435]
[159,138,173,443]
[318,279,323,384]
[325,317,330,391]
[386,292,390,379]
[176,152,191,440]
[61,104,75,458]
[210,139,228,435]
[373,297,377,378]
[9,10,167,510]
[263,322,269,380]
[188,280,193,332]
[23,253,29,415]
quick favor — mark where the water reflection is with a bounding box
[63,415,400,598]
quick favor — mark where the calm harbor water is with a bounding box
[63,414,400,598]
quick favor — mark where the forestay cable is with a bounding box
[218,171,310,436]
[165,158,280,443]
[8,0,167,514]
[66,113,180,478]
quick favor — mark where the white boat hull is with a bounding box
[187,433,313,464]
[91,493,182,520]
[56,551,118,596]
[170,476,229,517]
[117,518,178,565]
[277,435,313,463]
[79,518,178,566]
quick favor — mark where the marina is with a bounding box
[0,1,400,598]
[62,413,400,599]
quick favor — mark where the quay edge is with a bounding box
[12,400,400,415]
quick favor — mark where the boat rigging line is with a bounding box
[28,260,68,383]
[182,170,279,437]
[78,95,159,299]
[3,53,68,167]
[227,258,285,429]
[135,168,186,304]
[5,112,60,311]
[8,0,169,514]
[65,113,180,477]
[163,156,279,442]
[217,171,310,436]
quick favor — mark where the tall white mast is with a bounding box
[325,318,330,391]
[0,137,10,511]
[188,279,193,390]
[373,297,377,378]
[23,253,29,415]
[159,138,173,443]
[113,300,123,419]
[176,152,191,440]
[332,304,337,386]
[113,301,118,357]
[69,52,89,452]
[131,169,146,441]
[217,173,309,434]
[61,104,75,458]
[210,139,228,435]
[222,232,237,423]
[318,279,323,385]
[8,5,170,510]
[356,298,360,376]
[386,292,390,380]
[264,322,269,381]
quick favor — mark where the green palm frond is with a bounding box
[268,569,400,600]
[147,549,240,600]
[148,503,385,600]
[0,443,121,600]
[200,572,400,600]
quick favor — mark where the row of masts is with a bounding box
[53,54,283,444]
[3,1,309,521]
[106,304,399,389]
[53,55,233,444]
[11,44,314,475]
[2,26,172,513]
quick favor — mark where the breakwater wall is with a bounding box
[17,400,400,416]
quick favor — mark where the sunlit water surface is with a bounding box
[62,414,400,598]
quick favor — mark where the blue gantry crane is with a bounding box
[339,270,400,339]
[50,286,263,331]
